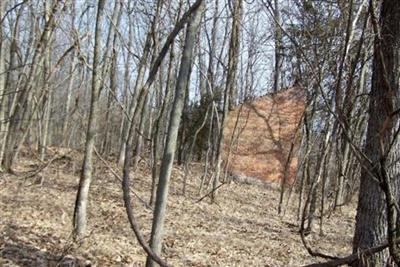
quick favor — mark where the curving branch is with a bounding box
[303,239,400,267]
[121,1,204,266]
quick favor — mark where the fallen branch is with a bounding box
[22,154,71,180]
[196,182,226,203]
[303,239,398,267]
[299,224,338,261]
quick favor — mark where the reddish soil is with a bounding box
[224,87,305,183]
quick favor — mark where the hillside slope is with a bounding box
[1,148,355,266]
[224,87,305,183]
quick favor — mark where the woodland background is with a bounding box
[1,0,400,266]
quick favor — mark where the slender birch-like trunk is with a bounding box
[73,0,106,239]
[146,2,204,265]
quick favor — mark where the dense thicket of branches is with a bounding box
[1,0,399,266]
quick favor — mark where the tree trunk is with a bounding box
[227,0,243,110]
[73,0,106,239]
[1,1,60,172]
[132,92,150,170]
[101,1,122,156]
[62,50,77,146]
[273,0,282,93]
[117,1,160,166]
[0,0,6,170]
[150,47,175,206]
[0,8,20,166]
[38,2,53,160]
[146,2,203,265]
[118,4,133,158]
[353,0,400,265]
[61,2,77,147]
[212,0,242,202]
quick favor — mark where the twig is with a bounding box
[196,182,226,203]
[0,0,28,24]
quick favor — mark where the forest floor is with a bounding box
[1,147,356,267]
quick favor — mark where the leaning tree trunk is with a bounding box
[145,2,204,266]
[352,0,400,266]
[73,0,106,239]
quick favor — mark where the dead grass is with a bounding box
[1,147,355,266]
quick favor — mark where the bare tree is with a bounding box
[353,0,400,265]
[146,2,204,265]
[212,0,243,202]
[0,0,6,169]
[73,0,106,239]
[273,0,282,93]
[2,1,61,172]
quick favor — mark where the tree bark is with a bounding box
[352,0,400,266]
[0,0,6,170]
[117,1,161,166]
[212,0,242,202]
[1,1,60,172]
[273,0,282,93]
[146,2,203,265]
[38,1,53,161]
[101,1,122,156]
[150,47,175,206]
[227,0,242,110]
[73,0,106,239]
